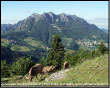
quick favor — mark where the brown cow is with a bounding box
[64,61,69,69]
[42,66,55,73]
[28,64,43,82]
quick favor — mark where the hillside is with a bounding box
[101,28,108,34]
[46,54,108,86]
[1,54,108,87]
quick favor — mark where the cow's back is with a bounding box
[32,64,43,74]
[42,66,55,73]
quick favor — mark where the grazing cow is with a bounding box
[28,64,43,82]
[42,66,55,74]
[64,61,69,69]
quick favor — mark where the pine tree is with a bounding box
[46,33,65,69]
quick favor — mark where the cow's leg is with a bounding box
[65,64,67,69]
[30,77,32,82]
[67,64,69,68]
[66,64,68,69]
[64,65,65,69]
[29,76,32,82]
[36,75,37,78]
[41,72,43,75]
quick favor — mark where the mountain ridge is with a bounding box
[1,12,108,49]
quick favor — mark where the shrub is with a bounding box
[97,41,107,55]
[10,57,35,76]
[1,60,10,77]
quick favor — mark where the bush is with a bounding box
[69,49,100,67]
[1,60,10,77]
[10,57,35,76]
[97,41,107,55]
[38,57,48,67]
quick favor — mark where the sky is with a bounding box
[1,1,108,29]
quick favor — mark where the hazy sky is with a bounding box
[1,1,108,29]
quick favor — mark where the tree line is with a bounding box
[1,33,108,78]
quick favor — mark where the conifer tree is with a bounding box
[46,33,65,69]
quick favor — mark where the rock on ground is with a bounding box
[45,68,71,81]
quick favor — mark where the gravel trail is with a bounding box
[45,69,71,81]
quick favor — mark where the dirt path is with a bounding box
[45,69,70,81]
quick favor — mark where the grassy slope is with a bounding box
[1,54,108,87]
[24,37,46,49]
[11,45,30,52]
[51,54,108,84]
[1,38,10,47]
[1,37,46,52]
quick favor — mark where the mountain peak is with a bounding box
[42,12,55,17]
[30,13,40,18]
[48,12,54,15]
[60,13,67,17]
[59,13,69,22]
